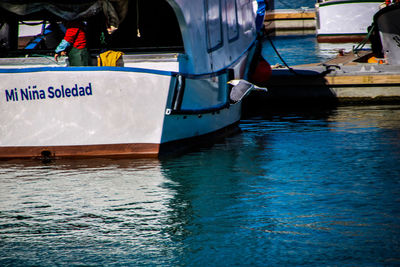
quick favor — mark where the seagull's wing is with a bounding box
[253,85,268,92]
[229,80,254,103]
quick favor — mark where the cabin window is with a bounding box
[238,0,251,5]
[205,0,223,52]
[237,0,253,32]
[226,0,239,42]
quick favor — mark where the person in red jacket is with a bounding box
[54,21,89,66]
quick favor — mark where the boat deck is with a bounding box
[0,52,180,70]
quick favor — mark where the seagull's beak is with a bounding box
[227,80,239,86]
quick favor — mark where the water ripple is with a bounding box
[1,105,400,266]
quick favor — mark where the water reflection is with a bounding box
[160,131,273,265]
[1,105,400,266]
[0,159,182,265]
[160,105,400,265]
[328,105,400,130]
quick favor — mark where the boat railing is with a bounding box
[0,56,67,67]
[122,53,179,63]
[0,50,183,68]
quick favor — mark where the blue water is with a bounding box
[1,28,400,267]
[274,0,315,9]
[262,34,364,66]
[1,105,400,266]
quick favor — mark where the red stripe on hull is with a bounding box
[317,35,367,43]
[0,144,160,159]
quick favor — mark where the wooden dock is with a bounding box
[244,51,400,112]
[264,9,316,35]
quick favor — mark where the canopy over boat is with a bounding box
[0,0,128,30]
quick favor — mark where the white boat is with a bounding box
[0,0,264,159]
[315,0,382,42]
[370,2,400,64]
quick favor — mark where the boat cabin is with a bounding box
[0,0,257,75]
[0,1,184,59]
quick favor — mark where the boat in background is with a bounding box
[315,0,382,43]
[244,1,400,107]
[0,0,267,159]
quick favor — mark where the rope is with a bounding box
[352,24,375,55]
[266,35,336,77]
[265,34,298,75]
[136,0,141,38]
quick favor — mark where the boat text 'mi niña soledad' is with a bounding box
[3,83,94,102]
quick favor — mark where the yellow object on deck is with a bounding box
[368,56,385,64]
[98,50,124,67]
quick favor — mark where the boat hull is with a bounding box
[0,66,242,159]
[0,0,259,160]
[316,0,381,43]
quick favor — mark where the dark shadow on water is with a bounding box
[242,92,339,121]
[243,67,341,119]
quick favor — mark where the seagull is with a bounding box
[228,79,268,103]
